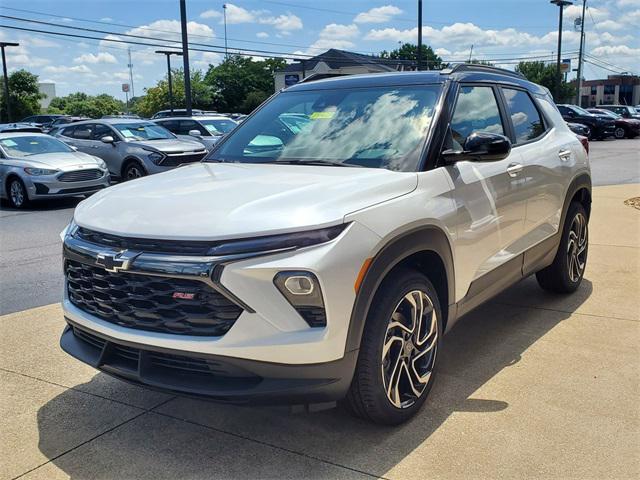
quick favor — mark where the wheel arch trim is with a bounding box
[344,224,455,354]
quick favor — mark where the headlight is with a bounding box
[206,223,348,256]
[96,158,107,169]
[24,167,59,176]
[147,151,165,165]
[274,271,326,327]
[60,218,78,241]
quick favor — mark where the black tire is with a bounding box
[536,202,588,293]
[344,268,442,425]
[122,161,146,181]
[614,127,625,139]
[7,177,29,209]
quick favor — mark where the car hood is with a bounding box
[7,151,103,170]
[129,138,205,153]
[74,162,418,240]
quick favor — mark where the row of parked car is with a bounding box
[0,111,242,208]
[559,104,640,140]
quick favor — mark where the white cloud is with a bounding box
[596,19,624,30]
[590,45,640,57]
[565,4,609,22]
[620,9,640,24]
[260,13,303,31]
[434,48,451,56]
[223,4,257,24]
[354,5,403,24]
[74,52,117,64]
[320,23,359,39]
[200,9,222,20]
[194,51,222,68]
[99,34,123,50]
[100,17,113,22]
[25,37,60,48]
[616,0,639,7]
[256,32,269,38]
[44,64,93,74]
[125,19,214,40]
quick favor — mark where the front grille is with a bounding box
[66,260,243,336]
[161,151,207,167]
[59,169,103,182]
[75,227,216,255]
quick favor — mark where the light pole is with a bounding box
[417,0,423,71]
[179,0,193,116]
[0,42,19,122]
[156,50,183,114]
[575,0,587,106]
[223,4,228,59]
[551,0,573,102]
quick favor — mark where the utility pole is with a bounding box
[156,50,183,114]
[0,42,19,122]
[468,44,474,63]
[179,0,192,115]
[127,47,135,99]
[551,0,573,102]
[575,0,587,106]
[223,4,228,59]
[417,0,423,71]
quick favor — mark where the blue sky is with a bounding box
[0,0,638,99]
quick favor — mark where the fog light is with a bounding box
[274,271,326,328]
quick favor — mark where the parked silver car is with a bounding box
[53,119,207,180]
[153,115,238,151]
[0,133,110,208]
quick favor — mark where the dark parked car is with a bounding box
[586,108,640,139]
[150,109,205,119]
[43,116,92,133]
[566,121,590,137]
[597,105,640,121]
[556,104,615,140]
[20,114,67,130]
[0,123,42,133]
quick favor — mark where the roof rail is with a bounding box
[442,63,526,80]
[297,72,350,84]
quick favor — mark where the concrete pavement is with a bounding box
[0,183,639,480]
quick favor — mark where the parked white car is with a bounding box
[60,65,591,424]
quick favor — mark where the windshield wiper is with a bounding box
[274,159,362,167]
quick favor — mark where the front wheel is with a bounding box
[536,202,588,293]
[123,161,146,181]
[7,178,29,209]
[344,269,441,425]
[614,127,625,139]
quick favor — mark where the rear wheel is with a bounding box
[7,177,28,209]
[536,202,588,293]
[614,127,625,139]
[344,269,441,425]
[123,161,146,181]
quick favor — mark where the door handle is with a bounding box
[506,162,523,178]
[558,149,572,161]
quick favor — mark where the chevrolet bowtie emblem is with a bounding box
[96,250,137,273]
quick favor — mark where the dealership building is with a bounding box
[577,74,640,107]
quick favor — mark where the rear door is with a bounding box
[67,124,96,154]
[444,84,527,289]
[91,123,122,174]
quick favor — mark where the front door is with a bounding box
[444,84,527,300]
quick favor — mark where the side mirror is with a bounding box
[101,136,114,144]
[188,129,201,137]
[442,132,512,163]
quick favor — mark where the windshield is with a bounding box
[206,85,442,171]
[113,122,174,141]
[0,135,73,157]
[571,105,593,116]
[200,119,237,134]
[594,109,620,119]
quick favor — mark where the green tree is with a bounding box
[204,55,286,113]
[0,69,43,121]
[380,43,444,70]
[47,92,124,117]
[132,69,214,118]
[516,61,575,102]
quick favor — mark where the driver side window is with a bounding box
[449,86,505,150]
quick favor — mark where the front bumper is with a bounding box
[25,170,110,200]
[61,320,358,404]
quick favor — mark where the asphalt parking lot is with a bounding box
[0,140,639,479]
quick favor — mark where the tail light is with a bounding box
[577,134,589,155]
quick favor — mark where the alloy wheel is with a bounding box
[381,290,438,409]
[567,212,588,282]
[614,127,625,139]
[9,180,25,207]
[126,165,143,180]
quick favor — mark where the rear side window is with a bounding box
[502,88,546,144]
[60,126,75,137]
[449,86,505,149]
[156,120,178,133]
[72,124,94,139]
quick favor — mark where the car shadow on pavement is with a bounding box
[35,277,593,479]
[0,196,83,213]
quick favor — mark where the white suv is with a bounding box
[60,65,591,425]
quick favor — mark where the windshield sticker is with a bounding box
[310,111,335,120]
[0,139,17,147]
[120,129,135,138]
